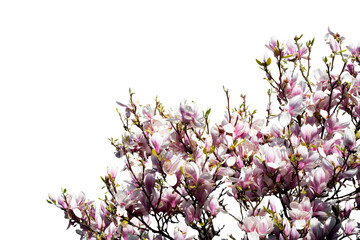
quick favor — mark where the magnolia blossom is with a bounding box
[266,36,280,56]
[150,132,169,154]
[279,95,304,127]
[325,114,349,135]
[289,197,313,229]
[300,124,318,145]
[179,100,204,127]
[343,129,355,150]
[204,195,220,216]
[309,167,329,195]
[174,223,194,240]
[343,220,356,235]
[242,216,274,240]
[260,145,285,170]
[347,43,360,56]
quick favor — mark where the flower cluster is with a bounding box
[49,28,360,240]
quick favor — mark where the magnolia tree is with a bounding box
[49,28,360,240]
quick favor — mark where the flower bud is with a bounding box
[344,220,356,235]
[343,129,355,150]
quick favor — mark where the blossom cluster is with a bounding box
[49,28,360,240]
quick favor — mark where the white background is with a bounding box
[1,1,360,239]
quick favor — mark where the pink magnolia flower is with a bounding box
[268,197,277,212]
[289,226,299,240]
[195,183,213,205]
[158,189,182,213]
[339,168,358,180]
[179,100,204,127]
[346,62,356,76]
[296,145,318,170]
[325,114,349,135]
[182,200,200,224]
[144,173,155,194]
[121,224,136,240]
[106,165,118,180]
[234,121,250,139]
[321,139,341,156]
[289,197,313,229]
[116,101,133,118]
[95,212,106,230]
[237,166,262,191]
[266,36,280,56]
[260,145,285,170]
[309,168,329,195]
[242,216,274,240]
[346,43,360,56]
[343,220,356,235]
[328,38,339,53]
[270,124,282,138]
[325,27,345,41]
[104,222,116,240]
[343,200,352,218]
[150,132,169,154]
[300,124,318,145]
[142,104,154,120]
[256,217,274,238]
[343,129,355,150]
[283,218,291,236]
[115,188,139,217]
[312,199,330,221]
[204,195,220,216]
[76,191,86,206]
[57,194,71,209]
[286,41,308,59]
[163,157,185,186]
[309,218,325,240]
[174,223,194,240]
[314,69,330,92]
[184,162,200,183]
[279,95,304,127]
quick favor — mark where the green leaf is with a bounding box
[266,57,271,66]
[46,199,53,205]
[203,147,208,156]
[256,59,264,66]
[109,173,114,183]
[282,54,292,58]
[209,145,215,154]
[205,108,211,118]
[180,166,185,176]
[263,206,274,215]
[101,176,106,184]
[152,149,158,158]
